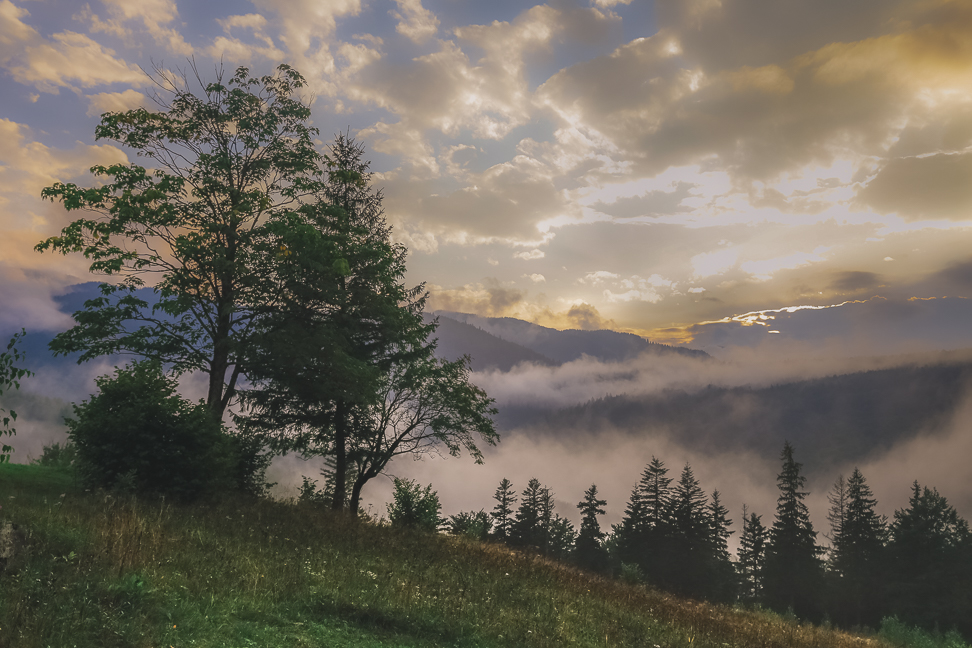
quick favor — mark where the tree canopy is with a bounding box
[37,64,328,417]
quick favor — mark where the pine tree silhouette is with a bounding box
[763,441,823,619]
[575,484,608,572]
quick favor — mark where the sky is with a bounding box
[3,0,972,345]
[4,0,972,534]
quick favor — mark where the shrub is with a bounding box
[448,509,492,541]
[30,441,77,470]
[387,478,443,532]
[67,361,233,501]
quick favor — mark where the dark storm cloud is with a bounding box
[828,270,883,293]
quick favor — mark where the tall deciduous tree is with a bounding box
[763,441,823,619]
[36,64,327,418]
[0,330,31,463]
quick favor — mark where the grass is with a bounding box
[0,463,938,647]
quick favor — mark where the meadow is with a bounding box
[0,462,960,648]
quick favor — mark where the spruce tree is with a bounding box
[828,468,886,627]
[887,482,972,636]
[705,490,737,602]
[617,456,672,578]
[667,463,710,595]
[737,507,767,602]
[763,441,823,619]
[547,514,577,561]
[491,478,517,542]
[575,484,609,572]
[510,478,545,550]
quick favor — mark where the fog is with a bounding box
[8,339,971,554]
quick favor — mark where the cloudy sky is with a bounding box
[3,0,972,345]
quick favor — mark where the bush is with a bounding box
[30,441,77,470]
[448,509,492,541]
[387,478,443,532]
[67,361,233,501]
[879,617,969,648]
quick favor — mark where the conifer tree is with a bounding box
[738,506,767,602]
[705,490,737,602]
[617,456,672,577]
[667,463,710,595]
[547,514,577,561]
[828,468,886,626]
[763,441,823,619]
[491,478,517,542]
[887,482,972,636]
[575,484,608,572]
[510,478,546,550]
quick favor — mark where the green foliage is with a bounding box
[36,64,329,417]
[448,509,492,541]
[2,463,890,648]
[738,507,768,602]
[886,482,972,635]
[30,440,78,470]
[575,483,608,572]
[827,468,887,627]
[763,441,824,619]
[386,478,443,532]
[490,477,516,541]
[238,136,496,514]
[0,329,32,463]
[879,617,970,648]
[66,361,232,500]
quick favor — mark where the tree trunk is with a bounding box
[331,400,348,510]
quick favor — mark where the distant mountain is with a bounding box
[425,314,557,372]
[518,360,972,475]
[432,311,708,363]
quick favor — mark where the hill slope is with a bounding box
[433,311,708,363]
[1,464,893,648]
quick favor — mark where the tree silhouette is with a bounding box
[887,482,972,635]
[491,478,517,542]
[827,468,886,626]
[738,506,767,602]
[763,441,823,618]
[575,484,608,572]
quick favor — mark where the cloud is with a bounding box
[82,0,192,55]
[0,1,145,93]
[691,247,739,278]
[856,152,972,220]
[390,0,439,43]
[829,270,883,293]
[85,88,147,116]
[524,273,546,283]
[207,13,285,63]
[427,279,527,317]
[514,248,545,260]
[0,119,128,282]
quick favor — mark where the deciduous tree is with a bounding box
[0,330,31,463]
[37,64,328,418]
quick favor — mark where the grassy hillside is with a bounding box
[0,464,928,647]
